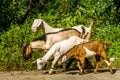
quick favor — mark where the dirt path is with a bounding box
[0,69,120,80]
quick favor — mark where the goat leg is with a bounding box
[77,61,84,75]
[94,55,101,74]
[101,51,113,74]
[49,56,59,74]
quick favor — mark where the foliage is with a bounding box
[0,0,120,71]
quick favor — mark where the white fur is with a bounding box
[72,25,91,38]
[83,46,96,57]
[31,19,91,36]
[34,36,88,70]
[32,58,47,70]
[104,60,111,66]
[62,56,68,63]
[31,19,63,33]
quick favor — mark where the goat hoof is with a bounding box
[79,72,83,75]
[94,72,97,74]
[48,71,53,75]
[62,70,65,72]
[49,73,52,75]
[49,69,53,75]
[59,69,65,72]
[109,66,113,74]
[110,71,113,74]
[83,71,86,74]
[94,70,97,74]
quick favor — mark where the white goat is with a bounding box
[31,19,93,40]
[31,19,63,33]
[32,36,88,74]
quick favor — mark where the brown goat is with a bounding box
[59,40,113,75]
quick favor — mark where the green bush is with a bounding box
[0,0,120,71]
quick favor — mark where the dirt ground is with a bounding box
[0,68,120,80]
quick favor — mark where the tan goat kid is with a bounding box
[59,40,113,75]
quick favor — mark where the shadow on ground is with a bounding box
[65,68,118,75]
[42,68,119,75]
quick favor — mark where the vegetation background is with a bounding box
[0,0,120,71]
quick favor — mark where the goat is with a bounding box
[31,19,93,40]
[32,36,88,74]
[59,40,113,75]
[31,19,63,33]
[23,28,85,60]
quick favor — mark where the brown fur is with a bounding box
[61,40,113,74]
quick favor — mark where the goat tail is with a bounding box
[85,19,93,40]
[104,42,112,48]
[89,19,94,30]
[32,59,37,63]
